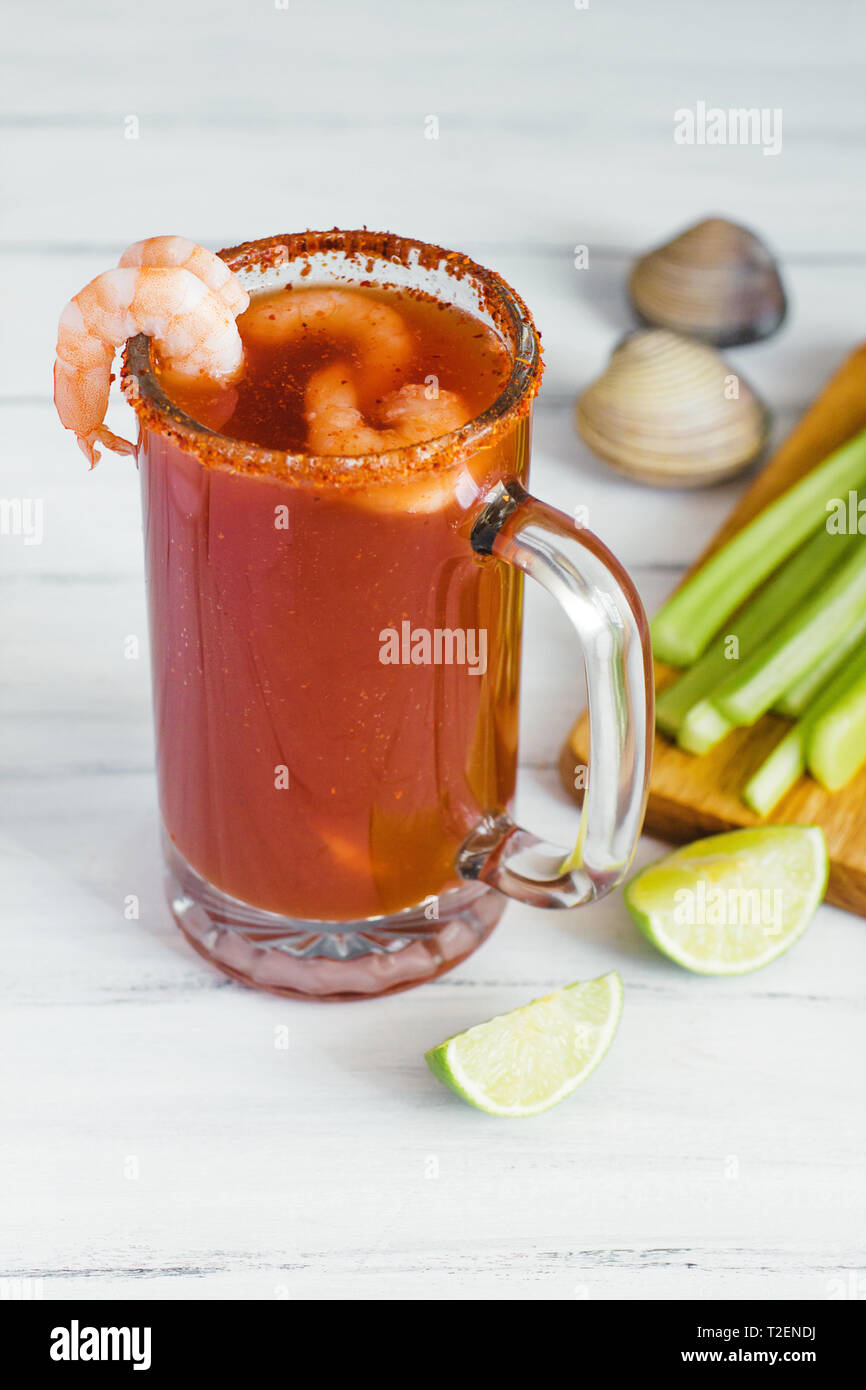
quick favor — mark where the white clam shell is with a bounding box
[629,218,787,347]
[575,330,769,487]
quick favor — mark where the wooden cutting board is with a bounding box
[561,344,866,915]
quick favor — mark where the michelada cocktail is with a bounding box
[54,230,652,999]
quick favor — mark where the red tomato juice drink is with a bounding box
[123,231,653,999]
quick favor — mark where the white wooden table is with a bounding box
[2,0,865,1301]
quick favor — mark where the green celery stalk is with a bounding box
[678,699,734,755]
[808,663,866,791]
[775,608,866,717]
[744,647,866,815]
[656,525,856,739]
[651,427,866,666]
[743,728,808,817]
[712,543,866,726]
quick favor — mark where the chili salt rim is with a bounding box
[120,228,543,488]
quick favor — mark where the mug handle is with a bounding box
[458,481,654,909]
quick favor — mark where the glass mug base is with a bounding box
[164,838,504,1001]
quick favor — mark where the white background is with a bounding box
[2,0,865,1300]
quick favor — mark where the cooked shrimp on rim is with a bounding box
[53,235,248,466]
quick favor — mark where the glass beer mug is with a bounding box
[123,231,653,999]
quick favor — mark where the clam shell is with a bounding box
[575,330,769,487]
[629,218,786,346]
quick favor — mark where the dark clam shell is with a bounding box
[629,218,787,347]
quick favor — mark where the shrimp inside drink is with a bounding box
[164,284,510,454]
[125,234,541,997]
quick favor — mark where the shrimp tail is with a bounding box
[78,427,138,469]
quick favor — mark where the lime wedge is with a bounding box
[425,972,622,1117]
[625,826,828,975]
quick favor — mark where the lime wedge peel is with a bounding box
[624,826,828,976]
[425,972,623,1118]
